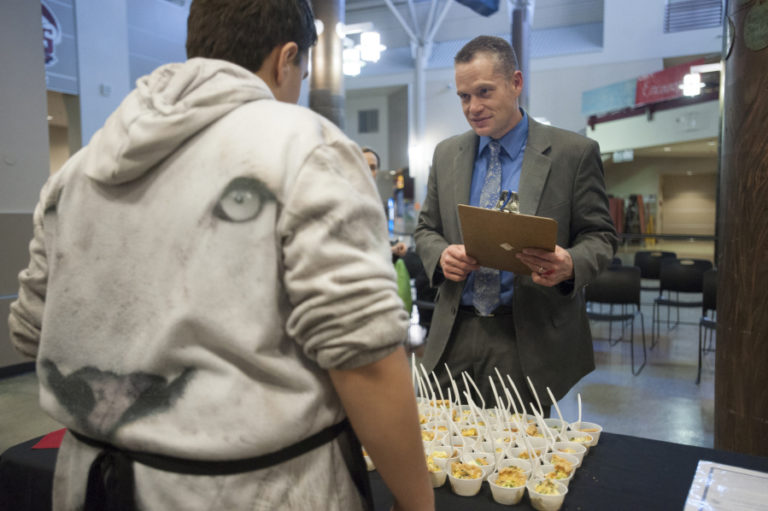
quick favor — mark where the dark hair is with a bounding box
[361,147,380,168]
[186,0,317,73]
[454,36,519,78]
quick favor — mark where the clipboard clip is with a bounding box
[496,190,519,214]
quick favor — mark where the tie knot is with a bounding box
[489,140,501,158]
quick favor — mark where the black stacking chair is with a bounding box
[697,269,717,384]
[634,250,677,292]
[586,265,647,375]
[651,258,713,348]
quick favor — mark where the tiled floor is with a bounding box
[0,279,716,454]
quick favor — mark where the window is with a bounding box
[664,0,723,33]
[358,109,379,134]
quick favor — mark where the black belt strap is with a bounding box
[72,419,355,510]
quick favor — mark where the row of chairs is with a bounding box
[585,251,717,382]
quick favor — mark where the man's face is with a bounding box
[454,53,523,140]
[364,151,378,177]
[279,51,309,104]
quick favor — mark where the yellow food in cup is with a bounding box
[451,462,482,480]
[534,479,561,495]
[426,455,442,473]
[550,455,574,474]
[495,466,527,488]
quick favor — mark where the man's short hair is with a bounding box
[454,36,519,79]
[361,147,380,168]
[186,0,317,73]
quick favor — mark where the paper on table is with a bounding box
[684,460,768,511]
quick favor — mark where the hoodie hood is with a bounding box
[83,58,274,185]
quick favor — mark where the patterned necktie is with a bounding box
[473,140,502,316]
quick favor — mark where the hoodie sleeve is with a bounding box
[279,138,409,371]
[8,184,52,359]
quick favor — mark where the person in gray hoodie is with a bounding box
[8,1,433,510]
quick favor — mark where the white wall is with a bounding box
[589,100,720,153]
[75,0,132,145]
[345,94,391,169]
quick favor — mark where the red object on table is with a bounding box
[32,428,66,449]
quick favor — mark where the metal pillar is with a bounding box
[509,0,533,111]
[714,0,768,456]
[384,0,452,204]
[310,0,345,128]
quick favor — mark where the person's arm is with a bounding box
[414,144,450,287]
[9,186,51,358]
[329,346,434,511]
[516,139,617,292]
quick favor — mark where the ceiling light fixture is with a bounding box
[680,73,705,97]
[341,23,386,76]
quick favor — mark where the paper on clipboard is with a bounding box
[458,204,557,274]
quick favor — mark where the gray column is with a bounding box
[510,0,531,111]
[310,0,345,128]
[715,0,768,456]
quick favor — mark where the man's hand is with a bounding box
[391,242,407,258]
[440,244,479,282]
[516,245,574,287]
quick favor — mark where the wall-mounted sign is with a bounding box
[42,2,61,66]
[635,58,706,106]
[42,0,78,95]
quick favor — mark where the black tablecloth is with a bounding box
[3,432,768,510]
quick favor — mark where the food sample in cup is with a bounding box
[461,426,479,437]
[495,466,527,488]
[450,461,483,480]
[426,454,447,488]
[534,478,562,495]
[549,455,574,475]
[526,423,544,437]
[448,461,484,497]
[527,477,568,511]
[544,463,572,481]
[517,449,542,460]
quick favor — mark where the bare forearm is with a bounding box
[329,347,434,511]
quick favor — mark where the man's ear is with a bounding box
[275,42,300,86]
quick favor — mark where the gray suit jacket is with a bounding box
[414,117,618,400]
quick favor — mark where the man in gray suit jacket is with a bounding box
[414,36,617,412]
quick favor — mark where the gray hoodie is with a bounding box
[9,58,408,465]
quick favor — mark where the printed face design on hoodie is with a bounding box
[213,177,276,223]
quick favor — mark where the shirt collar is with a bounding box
[477,109,529,158]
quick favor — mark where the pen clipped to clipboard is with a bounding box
[457,196,558,274]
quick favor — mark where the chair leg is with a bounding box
[632,310,647,376]
[697,324,703,384]
[651,300,659,350]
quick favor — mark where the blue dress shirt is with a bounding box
[461,110,529,307]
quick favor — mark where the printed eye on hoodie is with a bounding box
[213,176,276,223]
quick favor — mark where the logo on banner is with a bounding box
[42,1,62,67]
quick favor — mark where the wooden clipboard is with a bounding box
[458,204,558,274]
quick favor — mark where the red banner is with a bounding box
[635,58,706,105]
